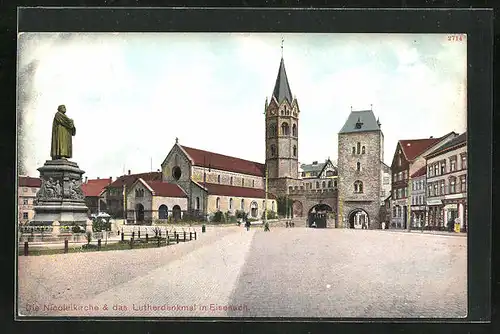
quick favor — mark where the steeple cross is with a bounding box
[281,37,284,57]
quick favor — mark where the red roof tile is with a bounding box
[82,178,113,197]
[180,145,265,177]
[203,183,275,199]
[18,176,41,188]
[411,166,427,178]
[399,132,456,161]
[107,172,162,189]
[144,181,187,198]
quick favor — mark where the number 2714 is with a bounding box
[447,35,464,42]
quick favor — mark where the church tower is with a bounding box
[265,53,300,196]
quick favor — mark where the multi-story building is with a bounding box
[337,108,386,229]
[299,159,338,189]
[409,166,426,228]
[81,177,113,214]
[425,132,467,231]
[380,162,391,205]
[18,176,41,224]
[389,132,457,229]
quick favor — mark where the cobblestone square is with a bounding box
[18,227,466,318]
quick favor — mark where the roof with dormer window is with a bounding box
[339,110,381,134]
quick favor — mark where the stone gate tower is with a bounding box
[265,56,301,197]
[337,108,384,229]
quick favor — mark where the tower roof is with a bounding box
[272,57,293,104]
[339,110,381,134]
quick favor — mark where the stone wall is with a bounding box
[207,195,277,218]
[191,166,263,189]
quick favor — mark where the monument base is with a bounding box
[32,159,89,226]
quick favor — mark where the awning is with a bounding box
[426,199,442,206]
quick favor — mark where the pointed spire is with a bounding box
[272,57,293,104]
[264,97,268,115]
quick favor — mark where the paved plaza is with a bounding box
[18,226,467,318]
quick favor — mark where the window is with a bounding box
[398,172,403,181]
[230,176,233,185]
[404,187,408,198]
[229,198,233,210]
[270,145,276,157]
[449,177,456,193]
[217,175,221,184]
[292,124,297,136]
[440,180,445,195]
[23,199,28,205]
[252,180,255,187]
[393,173,397,182]
[242,178,244,186]
[384,176,390,185]
[196,197,200,210]
[23,188,27,192]
[241,199,245,210]
[326,171,334,177]
[460,175,467,192]
[269,123,277,137]
[403,171,407,180]
[293,145,297,157]
[398,156,402,166]
[354,180,363,193]
[216,197,220,210]
[334,180,337,187]
[381,190,386,198]
[362,146,366,154]
[433,183,438,196]
[440,161,446,175]
[393,207,397,217]
[159,205,168,219]
[135,189,145,197]
[322,181,326,188]
[461,154,467,170]
[356,142,361,154]
[434,164,439,176]
[328,180,332,188]
[428,185,432,197]
[271,201,275,211]
[352,147,356,155]
[32,188,37,193]
[281,122,290,136]
[23,212,28,219]
[356,162,361,171]
[450,156,457,172]
[316,181,320,189]
[428,166,432,177]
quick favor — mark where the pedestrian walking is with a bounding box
[285,221,289,228]
[264,222,270,232]
[245,219,251,231]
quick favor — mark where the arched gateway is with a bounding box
[308,203,333,228]
[348,208,370,229]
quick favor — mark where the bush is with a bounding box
[72,225,82,233]
[235,210,246,219]
[212,210,224,223]
[92,217,111,232]
[261,210,277,220]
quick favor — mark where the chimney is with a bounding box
[97,177,100,179]
[128,170,131,175]
[85,177,88,183]
[430,136,434,138]
[157,169,160,172]
[109,177,112,182]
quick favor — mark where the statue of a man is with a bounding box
[51,105,76,160]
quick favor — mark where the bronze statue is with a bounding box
[51,105,76,160]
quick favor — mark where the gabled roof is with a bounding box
[18,176,41,188]
[339,110,381,134]
[411,166,427,178]
[300,161,326,173]
[144,180,187,198]
[399,132,457,161]
[180,145,265,177]
[272,57,293,104]
[204,183,276,199]
[426,132,467,159]
[106,171,162,190]
[82,178,112,197]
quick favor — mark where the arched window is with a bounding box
[357,162,361,171]
[292,124,297,136]
[289,186,293,192]
[250,201,258,218]
[252,180,255,187]
[352,147,356,155]
[269,123,277,137]
[217,175,221,184]
[271,201,275,211]
[357,142,361,154]
[158,204,168,219]
[216,197,220,210]
[281,122,290,136]
[241,199,245,210]
[316,181,320,189]
[322,181,326,188]
[334,180,337,187]
[241,178,245,186]
[270,145,276,157]
[326,170,334,177]
[354,180,364,193]
[195,197,200,210]
[293,145,297,157]
[229,198,233,210]
[328,180,332,187]
[362,146,366,154]
[230,176,233,185]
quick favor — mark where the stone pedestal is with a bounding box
[32,159,89,226]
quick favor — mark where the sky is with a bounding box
[17,33,467,179]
